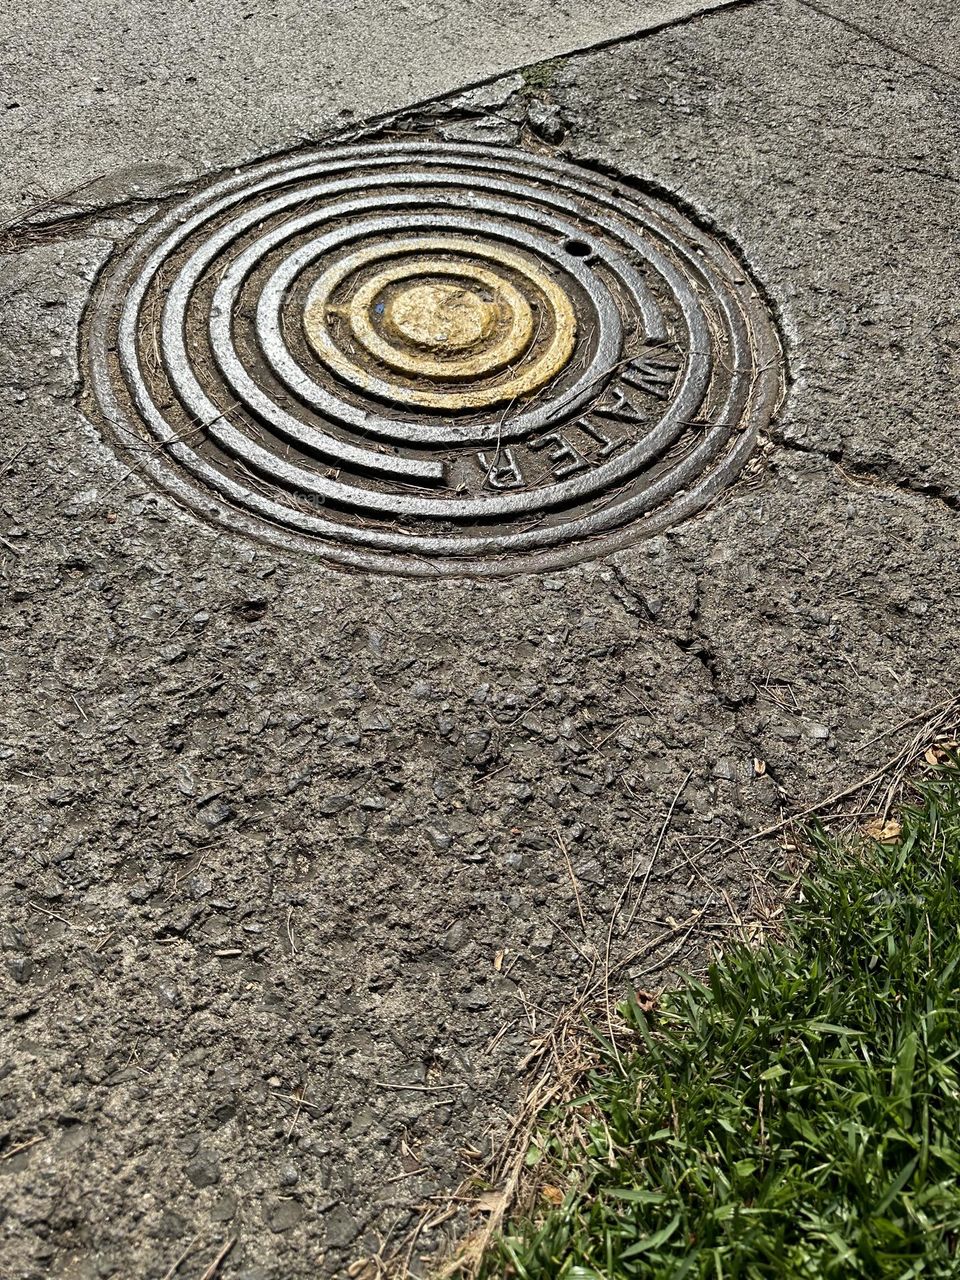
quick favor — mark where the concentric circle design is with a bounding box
[82,140,785,576]
[301,235,577,408]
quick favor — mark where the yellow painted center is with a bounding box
[383,283,497,353]
[302,237,577,411]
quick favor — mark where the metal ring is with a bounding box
[81,140,785,576]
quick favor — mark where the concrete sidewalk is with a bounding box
[1,0,739,224]
[1,1,958,1278]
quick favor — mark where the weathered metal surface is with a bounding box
[82,140,785,575]
[302,237,576,408]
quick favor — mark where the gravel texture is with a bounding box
[1,1,959,1276]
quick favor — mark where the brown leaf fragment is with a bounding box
[862,817,902,843]
[475,1189,505,1216]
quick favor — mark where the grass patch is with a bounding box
[469,764,960,1279]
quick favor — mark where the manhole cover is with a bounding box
[83,140,784,575]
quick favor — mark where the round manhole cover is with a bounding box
[83,140,784,575]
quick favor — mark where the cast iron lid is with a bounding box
[82,139,784,575]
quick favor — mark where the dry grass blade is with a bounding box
[196,1237,236,1280]
[601,768,692,1072]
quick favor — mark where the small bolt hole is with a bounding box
[564,238,591,258]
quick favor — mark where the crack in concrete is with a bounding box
[0,198,166,255]
[0,0,761,249]
[607,564,757,717]
[900,164,960,186]
[773,433,960,512]
[608,562,664,623]
[794,0,960,87]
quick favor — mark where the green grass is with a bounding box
[473,765,960,1279]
